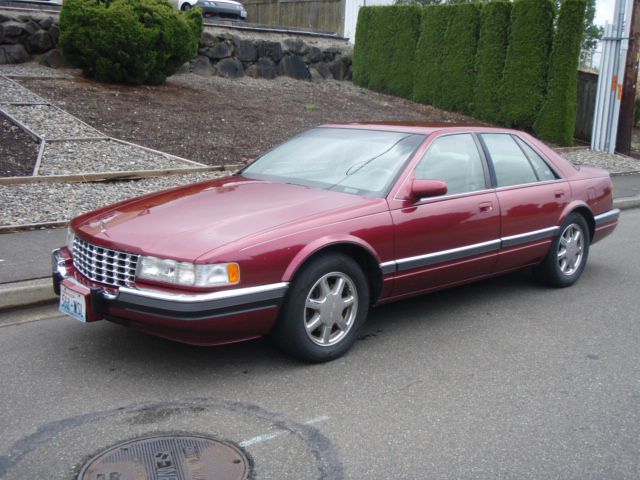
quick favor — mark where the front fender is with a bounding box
[281,235,382,282]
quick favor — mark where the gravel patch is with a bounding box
[561,149,640,174]
[0,77,47,104]
[0,171,231,227]
[39,140,202,176]
[0,104,104,140]
[0,63,79,79]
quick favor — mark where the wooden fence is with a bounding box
[243,0,346,35]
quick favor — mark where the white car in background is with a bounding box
[173,0,247,20]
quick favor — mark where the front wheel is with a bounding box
[181,3,192,10]
[273,254,370,362]
[533,213,590,288]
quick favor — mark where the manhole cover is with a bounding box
[77,434,249,480]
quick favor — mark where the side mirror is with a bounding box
[411,179,447,199]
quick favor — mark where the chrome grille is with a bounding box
[72,236,139,287]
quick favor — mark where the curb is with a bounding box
[614,195,640,210]
[0,198,638,314]
[0,277,56,312]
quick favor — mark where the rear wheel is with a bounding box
[533,213,590,288]
[273,254,370,362]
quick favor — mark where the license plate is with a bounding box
[59,283,87,322]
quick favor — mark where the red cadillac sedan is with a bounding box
[53,123,619,362]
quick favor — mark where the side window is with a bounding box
[414,134,486,196]
[481,134,538,187]
[514,137,559,182]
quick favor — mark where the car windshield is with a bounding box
[240,127,426,197]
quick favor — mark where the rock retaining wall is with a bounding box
[0,12,353,81]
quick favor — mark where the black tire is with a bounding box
[181,3,191,10]
[533,212,590,288]
[273,254,370,362]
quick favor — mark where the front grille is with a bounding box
[72,236,139,287]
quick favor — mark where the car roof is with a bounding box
[320,122,518,135]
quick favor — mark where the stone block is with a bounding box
[236,39,257,63]
[278,55,309,80]
[0,44,29,64]
[27,30,53,54]
[215,57,244,78]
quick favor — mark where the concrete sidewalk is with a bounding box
[1,173,638,311]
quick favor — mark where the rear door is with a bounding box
[388,133,501,297]
[478,133,569,272]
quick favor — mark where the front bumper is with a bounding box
[53,248,287,345]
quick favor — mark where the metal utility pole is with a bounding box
[616,0,640,154]
[591,0,634,153]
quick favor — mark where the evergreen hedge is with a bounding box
[439,3,481,114]
[534,0,586,145]
[352,6,375,88]
[499,0,555,129]
[474,1,511,123]
[60,0,202,85]
[413,5,452,106]
[356,5,422,98]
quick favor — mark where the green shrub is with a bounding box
[352,6,375,88]
[59,0,203,85]
[439,2,480,114]
[413,5,452,106]
[352,5,421,97]
[534,0,586,145]
[474,0,511,123]
[499,0,555,128]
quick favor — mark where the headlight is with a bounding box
[66,227,75,252]
[137,256,240,287]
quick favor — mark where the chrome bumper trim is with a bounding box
[117,282,289,304]
[594,208,620,226]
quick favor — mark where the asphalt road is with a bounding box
[1,210,638,479]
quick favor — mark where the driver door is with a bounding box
[388,133,501,296]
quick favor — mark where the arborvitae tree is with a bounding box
[368,6,422,98]
[499,0,555,129]
[353,6,421,98]
[534,0,586,145]
[439,2,481,114]
[474,0,511,122]
[352,7,375,88]
[413,5,452,105]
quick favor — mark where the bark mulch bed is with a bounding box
[0,115,39,177]
[16,73,476,167]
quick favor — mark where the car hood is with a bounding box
[71,176,383,262]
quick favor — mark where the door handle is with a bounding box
[479,202,493,212]
[554,190,565,198]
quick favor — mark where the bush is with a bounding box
[499,0,555,129]
[534,0,586,145]
[59,0,203,85]
[352,6,375,88]
[474,0,511,123]
[439,2,481,114]
[353,6,421,98]
[413,5,452,106]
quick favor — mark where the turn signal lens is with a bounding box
[227,263,240,284]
